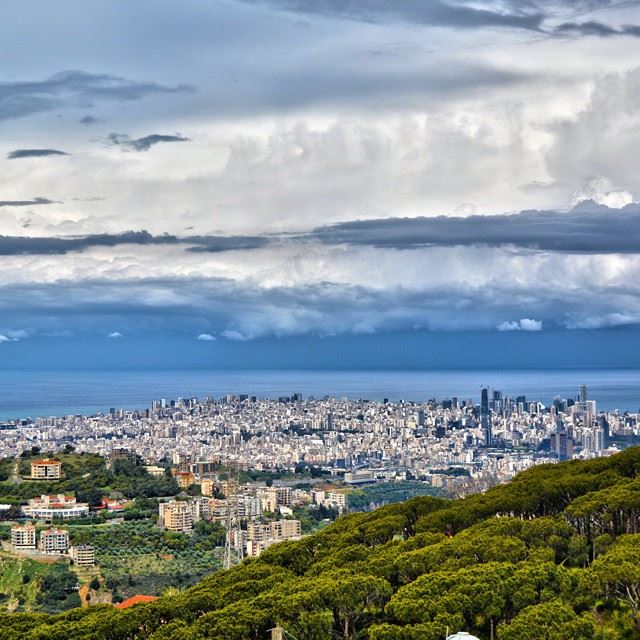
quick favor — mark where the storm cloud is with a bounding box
[4,201,640,256]
[0,231,268,256]
[309,202,640,253]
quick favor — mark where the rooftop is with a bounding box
[115,595,158,609]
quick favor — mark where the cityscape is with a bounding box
[2,384,636,574]
[3,0,640,637]
[1,384,633,484]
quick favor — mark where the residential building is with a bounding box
[159,500,194,532]
[11,525,36,549]
[39,528,70,554]
[30,459,62,480]
[201,478,216,497]
[174,471,195,490]
[70,544,96,566]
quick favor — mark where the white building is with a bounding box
[22,494,89,521]
[11,525,36,549]
[39,528,70,554]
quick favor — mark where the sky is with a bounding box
[1,0,640,369]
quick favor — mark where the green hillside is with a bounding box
[3,449,640,638]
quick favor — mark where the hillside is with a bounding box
[3,449,640,639]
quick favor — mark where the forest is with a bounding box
[3,448,640,638]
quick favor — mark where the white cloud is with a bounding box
[221,330,249,341]
[565,313,640,329]
[197,333,216,341]
[0,329,29,342]
[107,331,123,338]
[570,177,633,209]
[497,318,543,332]
[5,329,29,340]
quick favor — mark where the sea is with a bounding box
[0,369,639,422]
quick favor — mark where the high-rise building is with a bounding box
[481,388,489,414]
[481,388,492,446]
[579,385,588,410]
[550,416,573,461]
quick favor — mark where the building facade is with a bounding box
[30,459,62,480]
[39,528,70,554]
[11,525,36,549]
[70,544,96,566]
[159,500,194,532]
[22,494,89,521]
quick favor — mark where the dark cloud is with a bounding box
[79,114,103,125]
[242,0,545,31]
[555,20,640,37]
[0,197,60,207]
[309,201,640,253]
[244,0,640,39]
[7,148,68,159]
[0,70,192,122]
[108,133,190,152]
[186,236,270,252]
[4,201,640,255]
[0,231,267,256]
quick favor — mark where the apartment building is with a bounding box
[11,525,36,549]
[159,500,194,532]
[201,478,215,497]
[70,544,96,566]
[39,528,70,554]
[30,459,62,480]
[270,519,301,540]
[174,471,195,490]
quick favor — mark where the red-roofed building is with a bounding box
[94,498,125,512]
[115,595,158,609]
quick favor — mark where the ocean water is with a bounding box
[0,369,639,421]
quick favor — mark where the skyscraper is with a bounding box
[481,387,491,446]
[550,415,573,461]
[579,385,588,410]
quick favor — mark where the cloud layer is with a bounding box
[0,0,639,353]
[309,202,640,253]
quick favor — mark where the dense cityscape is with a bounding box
[1,384,636,491]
